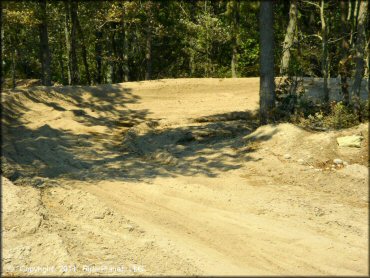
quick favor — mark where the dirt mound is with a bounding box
[243,122,368,170]
[2,176,199,276]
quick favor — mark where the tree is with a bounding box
[259,0,276,124]
[121,3,129,82]
[320,0,329,102]
[338,0,351,105]
[94,29,103,84]
[144,1,153,80]
[38,0,51,86]
[64,1,72,84]
[69,0,79,85]
[227,0,240,78]
[76,11,91,85]
[351,0,368,99]
[63,0,79,85]
[280,0,297,76]
[1,1,4,87]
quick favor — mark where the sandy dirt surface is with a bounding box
[2,78,368,276]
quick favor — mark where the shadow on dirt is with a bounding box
[2,88,278,185]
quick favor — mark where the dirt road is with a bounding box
[2,78,368,275]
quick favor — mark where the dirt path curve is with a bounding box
[2,78,368,276]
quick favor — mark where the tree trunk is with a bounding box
[365,37,369,79]
[110,26,117,83]
[259,0,276,124]
[320,0,329,102]
[76,12,91,85]
[117,4,129,82]
[64,1,72,85]
[280,0,297,76]
[339,0,350,105]
[352,0,368,98]
[95,30,102,84]
[105,31,114,84]
[347,0,352,21]
[38,0,51,86]
[1,2,4,87]
[367,37,370,94]
[11,49,16,89]
[145,18,152,80]
[59,54,65,85]
[350,0,360,47]
[231,0,240,78]
[122,21,129,82]
[69,0,79,85]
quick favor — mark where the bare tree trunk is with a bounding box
[69,0,79,85]
[259,0,276,124]
[280,0,297,76]
[110,27,117,83]
[1,2,4,88]
[367,38,370,94]
[59,54,65,85]
[122,6,129,82]
[339,0,350,105]
[350,0,360,47]
[320,0,329,102]
[365,37,369,78]
[95,30,102,84]
[106,29,114,84]
[64,2,72,85]
[145,18,152,80]
[352,0,368,98]
[76,11,91,85]
[38,0,51,86]
[11,49,16,89]
[347,0,352,21]
[230,0,240,78]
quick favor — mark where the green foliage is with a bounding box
[324,102,359,129]
[2,0,369,88]
[295,101,368,130]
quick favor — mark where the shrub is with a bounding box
[323,102,359,129]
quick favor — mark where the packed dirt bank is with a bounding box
[1,78,368,276]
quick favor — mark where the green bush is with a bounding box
[323,102,359,129]
[296,101,368,130]
[274,92,369,130]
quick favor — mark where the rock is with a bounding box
[333,158,343,165]
[284,154,291,159]
[297,159,304,164]
[337,135,363,148]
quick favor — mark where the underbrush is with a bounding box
[274,90,369,130]
[297,101,368,130]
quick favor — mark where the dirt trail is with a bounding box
[2,78,368,276]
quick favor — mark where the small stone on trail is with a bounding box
[297,159,304,164]
[284,154,291,159]
[333,158,343,165]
